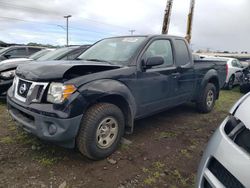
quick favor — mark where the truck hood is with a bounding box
[15,60,123,81]
[230,93,250,130]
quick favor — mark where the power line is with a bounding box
[0,1,133,30]
[0,1,61,16]
[0,16,116,35]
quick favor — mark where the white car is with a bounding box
[224,58,244,89]
[196,93,250,188]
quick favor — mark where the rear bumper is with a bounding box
[0,79,13,97]
[196,116,250,188]
[7,96,83,148]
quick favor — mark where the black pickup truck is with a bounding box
[7,35,226,160]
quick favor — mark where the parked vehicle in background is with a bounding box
[37,45,90,61]
[0,46,44,61]
[0,46,90,97]
[7,35,226,159]
[224,58,244,90]
[240,67,250,93]
[0,48,54,66]
[196,93,250,188]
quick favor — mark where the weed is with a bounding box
[0,136,14,144]
[153,161,165,169]
[158,131,177,139]
[33,154,61,167]
[180,149,192,158]
[144,176,156,185]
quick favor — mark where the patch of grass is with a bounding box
[33,154,61,167]
[215,89,243,113]
[144,176,156,185]
[171,169,190,186]
[157,131,177,140]
[0,136,14,144]
[153,161,165,169]
[15,131,40,145]
[120,143,130,151]
[180,149,192,159]
[142,161,165,186]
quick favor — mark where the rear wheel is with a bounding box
[227,76,234,90]
[196,83,217,113]
[76,103,125,160]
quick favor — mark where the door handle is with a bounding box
[171,72,181,79]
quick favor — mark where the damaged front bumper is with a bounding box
[7,96,83,148]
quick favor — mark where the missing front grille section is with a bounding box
[203,178,212,188]
[208,158,244,188]
[235,128,250,154]
[224,115,241,135]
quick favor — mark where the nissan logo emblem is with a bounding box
[19,83,27,94]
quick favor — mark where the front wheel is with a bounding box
[76,103,125,160]
[196,83,217,113]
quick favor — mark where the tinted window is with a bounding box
[27,48,41,55]
[5,48,27,56]
[175,40,190,66]
[142,40,173,68]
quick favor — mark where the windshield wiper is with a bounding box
[84,58,112,63]
[81,58,115,65]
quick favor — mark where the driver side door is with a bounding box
[134,39,178,118]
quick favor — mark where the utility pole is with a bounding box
[162,0,173,34]
[64,15,72,46]
[129,29,136,35]
[185,0,195,43]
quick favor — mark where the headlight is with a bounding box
[47,82,76,104]
[0,70,15,78]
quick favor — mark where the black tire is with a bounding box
[76,103,125,160]
[227,75,234,90]
[196,83,217,113]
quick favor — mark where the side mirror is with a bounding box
[144,56,164,69]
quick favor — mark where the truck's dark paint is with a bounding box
[7,35,226,153]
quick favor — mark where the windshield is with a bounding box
[37,47,74,61]
[29,49,53,60]
[78,37,146,64]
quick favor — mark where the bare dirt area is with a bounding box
[0,88,243,188]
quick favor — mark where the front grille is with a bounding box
[17,79,32,98]
[207,158,244,188]
[14,76,48,103]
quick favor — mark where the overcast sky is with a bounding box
[0,0,249,52]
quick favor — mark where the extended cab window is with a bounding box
[143,40,173,68]
[175,39,190,66]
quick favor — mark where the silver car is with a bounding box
[196,92,250,188]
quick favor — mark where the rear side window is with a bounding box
[175,39,190,66]
[5,48,27,56]
[142,39,174,68]
[27,48,41,55]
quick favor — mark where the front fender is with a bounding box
[78,79,137,116]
